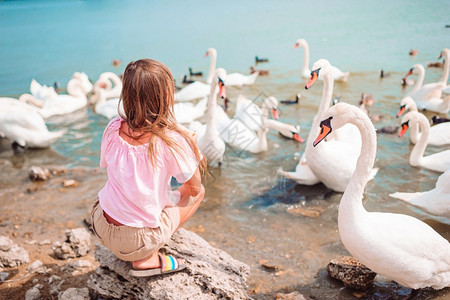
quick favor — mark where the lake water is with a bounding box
[0,0,449,298]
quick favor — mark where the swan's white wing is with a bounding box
[175,81,210,102]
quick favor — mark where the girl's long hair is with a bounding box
[119,59,206,177]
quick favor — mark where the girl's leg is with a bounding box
[132,185,204,270]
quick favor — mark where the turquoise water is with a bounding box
[0,0,448,96]
[1,1,450,298]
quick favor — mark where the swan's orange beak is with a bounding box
[438,52,443,60]
[293,43,299,49]
[396,105,406,118]
[313,116,333,147]
[404,68,413,78]
[99,82,106,88]
[218,77,226,99]
[293,132,304,143]
[305,69,320,89]
[272,108,279,120]
[204,51,209,57]
[398,121,409,137]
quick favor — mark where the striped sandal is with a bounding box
[129,253,186,277]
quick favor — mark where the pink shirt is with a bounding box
[98,116,199,228]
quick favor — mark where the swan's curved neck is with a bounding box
[264,119,292,132]
[18,94,44,108]
[339,111,377,222]
[301,44,310,75]
[67,79,85,97]
[411,68,425,94]
[205,80,219,136]
[206,53,217,85]
[409,114,430,166]
[440,54,450,84]
[308,73,333,144]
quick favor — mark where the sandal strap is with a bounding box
[159,254,179,273]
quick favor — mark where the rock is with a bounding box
[59,287,90,300]
[53,228,91,259]
[259,259,282,272]
[69,259,94,270]
[276,291,309,300]
[62,179,80,188]
[327,256,377,290]
[286,206,324,218]
[88,228,250,300]
[29,166,51,181]
[38,239,51,246]
[0,235,29,267]
[27,260,44,273]
[25,287,41,300]
[0,271,9,282]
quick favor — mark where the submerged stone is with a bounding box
[327,256,376,290]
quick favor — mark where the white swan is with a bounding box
[0,98,64,149]
[195,68,227,165]
[93,72,122,99]
[233,95,279,132]
[314,101,450,290]
[293,39,350,82]
[279,59,374,192]
[399,111,450,173]
[225,71,259,87]
[397,96,450,146]
[404,49,450,113]
[264,119,304,142]
[19,72,93,118]
[390,170,450,218]
[90,83,124,120]
[174,97,207,124]
[175,48,217,102]
[30,79,57,100]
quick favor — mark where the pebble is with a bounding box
[286,205,324,218]
[0,272,9,282]
[62,179,80,188]
[25,287,41,300]
[38,239,51,246]
[28,166,51,182]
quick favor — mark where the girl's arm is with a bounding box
[178,166,202,198]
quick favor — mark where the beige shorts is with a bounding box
[90,199,180,261]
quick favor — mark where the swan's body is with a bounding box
[19,72,93,118]
[399,111,450,173]
[397,96,450,146]
[0,98,64,148]
[390,170,450,218]
[315,102,450,290]
[233,95,279,132]
[294,39,350,82]
[195,68,227,165]
[279,59,374,192]
[174,48,217,102]
[174,97,207,124]
[405,49,450,113]
[30,79,57,100]
[90,84,124,119]
[93,72,122,99]
[225,71,259,86]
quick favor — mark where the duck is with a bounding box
[432,115,450,125]
[359,93,384,123]
[19,72,93,118]
[427,61,444,68]
[409,48,419,56]
[404,49,450,113]
[30,79,58,100]
[0,98,65,151]
[314,101,450,290]
[174,48,217,102]
[250,66,269,76]
[255,56,269,63]
[93,72,122,99]
[194,68,227,165]
[380,69,391,78]
[112,59,122,67]
[293,38,350,82]
[233,95,279,132]
[396,96,450,146]
[399,111,450,172]
[189,67,203,77]
[182,75,195,84]
[280,94,301,104]
[89,82,124,119]
[278,59,374,192]
[390,170,450,218]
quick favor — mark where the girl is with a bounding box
[91,59,206,277]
